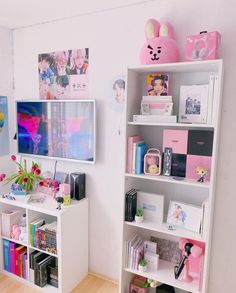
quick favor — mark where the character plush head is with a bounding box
[140,19,179,64]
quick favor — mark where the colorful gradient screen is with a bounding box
[17,101,95,162]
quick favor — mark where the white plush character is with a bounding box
[19,226,27,243]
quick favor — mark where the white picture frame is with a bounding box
[137,191,164,224]
[167,200,202,233]
[178,84,209,123]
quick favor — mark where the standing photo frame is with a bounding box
[167,200,202,233]
[137,191,164,224]
[178,84,209,123]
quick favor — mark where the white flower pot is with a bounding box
[135,215,143,223]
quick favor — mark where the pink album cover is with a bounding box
[163,129,188,154]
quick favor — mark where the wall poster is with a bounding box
[38,48,89,100]
[0,96,9,155]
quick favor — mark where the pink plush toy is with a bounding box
[140,19,179,64]
[11,224,21,240]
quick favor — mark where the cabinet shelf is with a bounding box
[124,259,201,293]
[124,221,206,243]
[29,245,58,258]
[2,270,59,292]
[0,194,88,292]
[1,236,27,247]
[125,173,210,189]
[128,121,215,129]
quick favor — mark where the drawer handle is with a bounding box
[172,140,179,143]
[197,141,205,145]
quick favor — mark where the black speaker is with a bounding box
[70,173,86,200]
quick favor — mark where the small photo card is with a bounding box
[167,200,202,233]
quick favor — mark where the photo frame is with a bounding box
[137,191,164,224]
[178,84,209,123]
[167,200,202,233]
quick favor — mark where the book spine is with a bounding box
[135,144,147,174]
[9,242,15,273]
[3,239,10,272]
[30,224,34,246]
[15,248,19,276]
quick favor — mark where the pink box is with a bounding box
[186,155,212,181]
[163,129,188,154]
[185,31,221,61]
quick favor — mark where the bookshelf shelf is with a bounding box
[124,221,206,243]
[120,60,223,293]
[0,194,88,293]
[125,173,210,189]
[128,121,214,129]
[29,245,59,258]
[1,236,27,247]
[124,259,201,293]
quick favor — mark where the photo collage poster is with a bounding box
[38,48,89,100]
[0,96,9,155]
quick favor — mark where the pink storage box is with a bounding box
[186,155,212,181]
[185,31,221,61]
[163,129,188,154]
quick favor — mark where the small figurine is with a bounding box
[56,196,64,210]
[196,166,208,183]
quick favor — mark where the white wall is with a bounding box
[12,0,236,292]
[0,27,14,192]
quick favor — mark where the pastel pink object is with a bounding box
[59,183,70,195]
[11,224,21,240]
[140,19,179,64]
[185,31,221,61]
[186,155,212,181]
[163,129,188,154]
[146,156,157,165]
[179,238,205,289]
[126,135,142,173]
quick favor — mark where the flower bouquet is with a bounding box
[0,155,43,194]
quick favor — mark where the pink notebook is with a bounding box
[126,135,142,173]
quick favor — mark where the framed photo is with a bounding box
[137,191,164,224]
[167,200,202,233]
[178,84,209,123]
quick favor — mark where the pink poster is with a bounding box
[38,48,89,100]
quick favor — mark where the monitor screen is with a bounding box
[16,100,96,163]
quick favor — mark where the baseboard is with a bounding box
[88,271,118,285]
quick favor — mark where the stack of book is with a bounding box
[48,264,59,288]
[125,189,137,222]
[126,135,148,174]
[3,239,28,279]
[30,220,57,255]
[134,95,177,123]
[29,251,58,287]
[124,234,144,270]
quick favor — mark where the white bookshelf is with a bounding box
[0,193,88,293]
[120,60,223,293]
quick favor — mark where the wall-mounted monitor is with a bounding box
[16,100,96,163]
